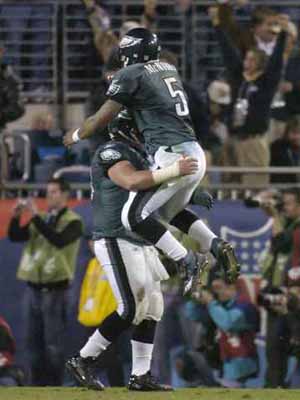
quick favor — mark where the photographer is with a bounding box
[258,188,300,387]
[285,268,300,359]
[197,278,259,387]
[7,178,83,386]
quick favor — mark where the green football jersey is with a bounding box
[106,61,196,155]
[91,140,149,244]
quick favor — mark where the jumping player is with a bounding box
[63,28,240,283]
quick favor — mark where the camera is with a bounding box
[17,198,28,208]
[258,293,286,308]
[244,191,283,210]
[258,287,286,311]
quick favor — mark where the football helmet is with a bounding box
[119,28,160,67]
[108,109,142,145]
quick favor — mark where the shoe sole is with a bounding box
[128,384,173,391]
[65,362,104,391]
[191,256,209,293]
[221,243,241,283]
[184,256,209,295]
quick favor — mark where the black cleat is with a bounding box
[177,251,209,295]
[66,356,104,391]
[128,371,173,391]
[211,238,240,283]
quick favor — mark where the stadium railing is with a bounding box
[1,166,300,200]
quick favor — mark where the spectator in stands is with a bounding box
[269,20,298,142]
[82,0,155,65]
[259,188,300,387]
[283,34,300,118]
[214,2,279,56]
[7,178,83,386]
[0,41,25,182]
[27,111,66,181]
[172,0,193,80]
[204,80,231,163]
[210,9,288,185]
[198,279,259,388]
[270,115,300,184]
[212,2,298,140]
[0,41,24,131]
[0,315,24,386]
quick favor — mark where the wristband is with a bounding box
[72,128,81,143]
[152,161,180,185]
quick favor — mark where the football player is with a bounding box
[66,112,204,391]
[64,28,239,283]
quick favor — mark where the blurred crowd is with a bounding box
[1,0,300,390]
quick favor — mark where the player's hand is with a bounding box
[63,130,77,147]
[178,156,198,176]
[192,188,214,210]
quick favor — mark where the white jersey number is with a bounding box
[164,77,189,117]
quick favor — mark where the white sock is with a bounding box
[188,220,217,253]
[131,340,154,376]
[156,231,187,261]
[80,330,111,358]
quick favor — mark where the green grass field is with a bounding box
[1,388,300,400]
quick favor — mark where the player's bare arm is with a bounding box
[63,100,122,146]
[108,157,198,191]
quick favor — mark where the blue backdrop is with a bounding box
[0,200,272,383]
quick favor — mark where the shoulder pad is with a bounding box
[96,142,129,165]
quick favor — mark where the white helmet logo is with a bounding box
[120,36,143,48]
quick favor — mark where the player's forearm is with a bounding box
[125,171,156,191]
[124,163,183,191]
[110,163,182,192]
[77,100,122,141]
[78,115,105,140]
